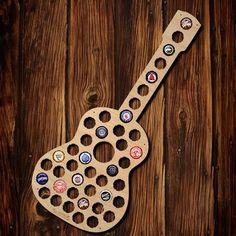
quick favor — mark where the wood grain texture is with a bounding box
[0,0,235,235]
[0,1,19,235]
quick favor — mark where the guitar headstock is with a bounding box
[32,107,149,232]
[32,10,201,233]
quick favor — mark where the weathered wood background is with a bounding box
[0,0,235,235]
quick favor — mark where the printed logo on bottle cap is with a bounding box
[53,150,65,162]
[72,174,84,186]
[36,172,48,185]
[53,179,67,193]
[146,71,158,83]
[79,152,92,164]
[120,110,133,123]
[101,190,112,201]
[180,17,192,30]
[78,198,89,210]
[130,146,143,159]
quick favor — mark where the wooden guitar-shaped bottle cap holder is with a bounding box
[32,10,201,233]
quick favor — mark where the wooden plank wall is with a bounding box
[0,0,235,235]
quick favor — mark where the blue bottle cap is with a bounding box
[36,172,48,185]
[79,152,92,164]
[107,165,118,177]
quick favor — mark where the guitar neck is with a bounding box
[119,10,201,121]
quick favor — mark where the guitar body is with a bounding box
[32,10,201,233]
[32,107,149,232]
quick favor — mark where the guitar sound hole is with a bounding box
[39,187,50,199]
[87,216,99,228]
[99,111,111,122]
[94,142,114,163]
[41,159,52,171]
[129,98,141,110]
[53,166,65,178]
[84,117,95,129]
[104,211,115,223]
[129,129,141,141]
[119,157,130,169]
[138,84,149,96]
[113,196,125,208]
[50,195,62,206]
[67,144,79,155]
[73,212,84,224]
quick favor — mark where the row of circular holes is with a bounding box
[41,156,130,173]
[127,31,184,111]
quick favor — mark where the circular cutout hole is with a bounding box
[155,58,166,69]
[85,166,96,178]
[51,195,62,206]
[41,159,52,171]
[39,187,50,199]
[94,142,115,163]
[81,134,92,146]
[87,216,98,228]
[84,185,96,196]
[138,84,149,96]
[172,31,184,43]
[53,166,65,178]
[113,125,125,137]
[67,144,79,156]
[119,157,130,169]
[73,212,84,224]
[116,139,128,151]
[63,201,74,213]
[129,98,141,110]
[92,203,104,214]
[114,179,125,191]
[84,117,95,129]
[99,111,111,122]
[96,175,108,187]
[67,187,79,199]
[113,196,125,208]
[104,211,115,223]
[129,129,141,141]
[67,160,78,171]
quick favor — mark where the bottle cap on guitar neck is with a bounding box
[120,110,133,123]
[107,165,118,177]
[146,71,158,83]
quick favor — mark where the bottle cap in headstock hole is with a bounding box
[180,17,192,30]
[72,174,84,186]
[130,146,143,159]
[53,150,65,162]
[53,179,67,193]
[101,190,112,201]
[120,110,133,123]
[107,165,118,177]
[146,71,158,83]
[96,126,108,138]
[79,152,92,164]
[36,172,48,185]
[78,197,89,210]
[163,44,175,56]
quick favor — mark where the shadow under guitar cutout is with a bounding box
[32,10,201,233]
